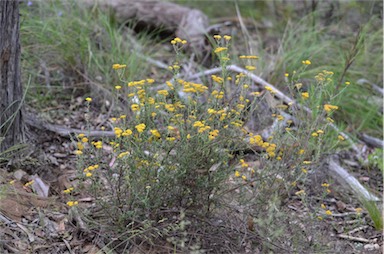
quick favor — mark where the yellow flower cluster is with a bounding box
[208,129,219,140]
[301,60,311,65]
[301,92,309,99]
[92,140,102,149]
[315,70,334,82]
[150,129,161,138]
[239,55,259,59]
[211,75,223,84]
[249,134,277,158]
[171,37,187,45]
[135,123,146,133]
[63,187,74,194]
[193,121,211,133]
[112,64,127,70]
[118,151,130,158]
[177,79,208,93]
[214,47,228,54]
[67,201,78,207]
[128,79,155,87]
[324,104,338,113]
[211,90,224,99]
[114,127,133,137]
[83,164,99,177]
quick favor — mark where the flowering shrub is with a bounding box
[67,35,349,251]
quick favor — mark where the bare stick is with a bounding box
[337,234,373,243]
[360,133,384,149]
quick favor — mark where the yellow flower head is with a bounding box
[214,47,228,54]
[112,64,127,70]
[135,123,146,133]
[301,92,309,99]
[223,35,231,41]
[324,104,339,112]
[67,201,79,207]
[213,35,222,40]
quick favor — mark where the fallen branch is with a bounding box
[346,225,369,235]
[337,234,373,243]
[26,113,114,138]
[328,156,380,202]
[359,133,383,149]
[357,79,384,96]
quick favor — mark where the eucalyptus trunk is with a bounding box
[0,0,25,152]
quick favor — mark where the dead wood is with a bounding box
[327,155,380,202]
[81,0,209,55]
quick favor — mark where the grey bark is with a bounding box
[0,0,25,152]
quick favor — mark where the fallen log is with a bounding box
[81,0,209,56]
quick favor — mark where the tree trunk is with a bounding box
[0,0,25,152]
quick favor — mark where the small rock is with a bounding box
[364,243,380,251]
[336,200,347,212]
[13,169,27,181]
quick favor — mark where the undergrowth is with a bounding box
[18,0,383,253]
[65,35,355,252]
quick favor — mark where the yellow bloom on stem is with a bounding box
[135,123,146,133]
[85,97,92,102]
[214,47,228,54]
[165,104,175,112]
[355,207,363,214]
[112,64,127,70]
[67,201,79,207]
[63,187,74,194]
[131,104,140,111]
[150,129,161,138]
[337,135,345,141]
[157,90,169,96]
[193,121,205,128]
[223,35,231,41]
[239,55,259,59]
[118,151,130,158]
[245,66,256,71]
[301,92,309,99]
[235,171,241,177]
[325,210,332,216]
[114,127,123,137]
[324,104,339,112]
